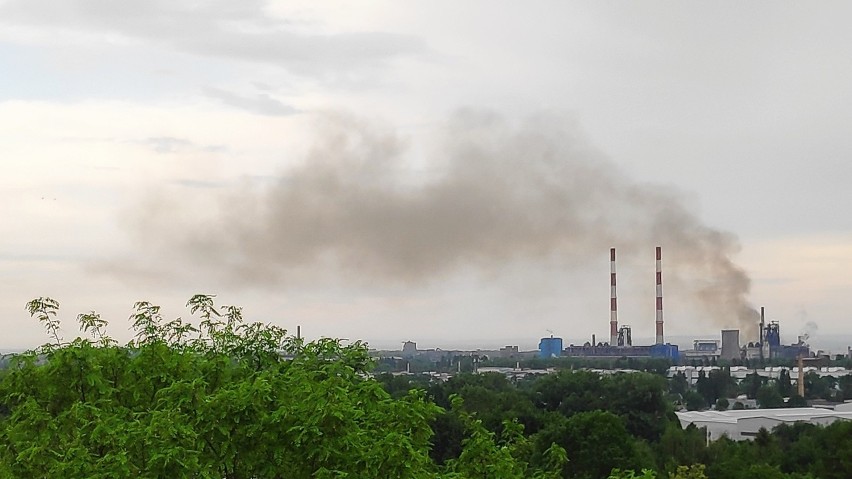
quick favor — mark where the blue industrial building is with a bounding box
[539,336,563,358]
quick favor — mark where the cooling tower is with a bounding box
[720,329,741,361]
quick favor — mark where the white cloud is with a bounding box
[0,0,428,78]
[202,87,299,116]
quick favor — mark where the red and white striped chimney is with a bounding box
[610,247,618,346]
[655,246,664,345]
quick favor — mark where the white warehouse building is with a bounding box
[676,405,852,441]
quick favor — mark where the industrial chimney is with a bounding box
[610,247,618,346]
[759,307,765,361]
[655,246,664,345]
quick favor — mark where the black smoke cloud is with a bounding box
[124,110,758,333]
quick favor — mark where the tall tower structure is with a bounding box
[655,246,664,345]
[610,247,618,346]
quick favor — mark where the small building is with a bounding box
[498,345,520,358]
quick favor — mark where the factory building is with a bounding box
[676,407,852,441]
[755,307,811,360]
[680,340,720,362]
[720,308,811,361]
[562,343,678,359]
[539,336,563,358]
[681,306,811,363]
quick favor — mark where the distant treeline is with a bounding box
[378,368,852,479]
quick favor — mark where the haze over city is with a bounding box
[2,1,852,352]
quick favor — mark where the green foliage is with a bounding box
[743,463,787,479]
[608,469,657,479]
[25,297,61,347]
[756,384,784,409]
[802,372,833,400]
[838,375,852,400]
[656,423,705,473]
[786,394,807,408]
[695,369,736,406]
[668,372,688,397]
[683,391,706,411]
[740,372,766,399]
[530,370,671,442]
[777,369,794,398]
[669,464,707,479]
[428,373,544,436]
[2,296,442,478]
[441,396,565,479]
[534,411,651,479]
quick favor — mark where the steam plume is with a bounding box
[126,110,758,332]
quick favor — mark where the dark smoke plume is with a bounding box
[126,110,758,333]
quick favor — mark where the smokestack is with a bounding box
[759,307,765,361]
[655,246,664,345]
[797,355,805,397]
[610,247,618,346]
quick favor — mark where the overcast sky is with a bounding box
[2,1,852,352]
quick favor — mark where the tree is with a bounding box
[696,369,736,406]
[668,373,688,397]
[773,423,820,476]
[656,423,706,473]
[684,391,706,411]
[529,371,671,442]
[777,369,793,398]
[427,372,543,437]
[1,296,444,478]
[757,384,784,409]
[810,420,852,479]
[838,375,852,400]
[742,464,789,479]
[740,373,766,399]
[802,372,832,400]
[606,373,671,442]
[606,464,709,479]
[534,411,650,479]
[442,396,565,479]
[669,464,708,479]
[608,469,657,479]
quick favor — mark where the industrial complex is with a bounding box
[538,247,810,363]
[377,247,817,367]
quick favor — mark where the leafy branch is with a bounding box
[25,296,61,347]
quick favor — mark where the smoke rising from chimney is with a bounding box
[124,110,758,332]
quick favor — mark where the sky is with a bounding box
[2,1,852,352]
